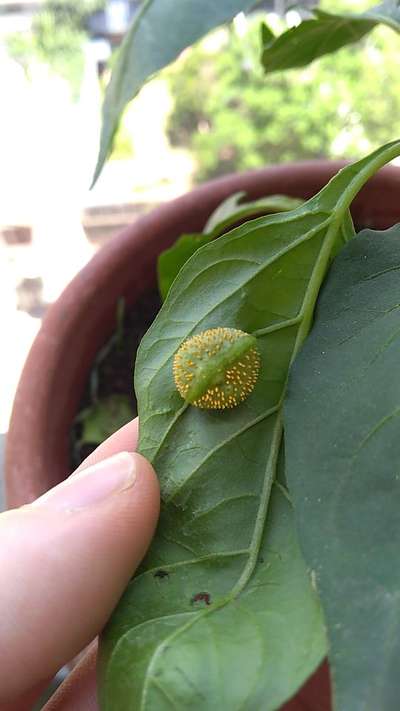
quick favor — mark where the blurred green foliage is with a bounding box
[7,0,105,97]
[109,118,135,161]
[75,394,134,446]
[166,15,400,181]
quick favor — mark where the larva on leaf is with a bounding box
[173,327,261,409]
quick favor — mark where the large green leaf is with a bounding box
[158,192,303,301]
[261,2,400,74]
[92,0,258,186]
[98,141,400,710]
[99,455,326,710]
[285,223,400,710]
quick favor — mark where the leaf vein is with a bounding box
[165,404,280,503]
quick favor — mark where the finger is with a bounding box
[0,680,53,711]
[43,644,98,711]
[0,449,159,703]
[75,418,139,472]
[3,417,140,710]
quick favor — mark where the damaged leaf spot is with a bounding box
[191,591,212,606]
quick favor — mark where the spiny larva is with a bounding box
[173,327,261,409]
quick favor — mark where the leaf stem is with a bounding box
[251,315,302,338]
[230,413,283,597]
[335,140,400,217]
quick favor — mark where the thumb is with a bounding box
[0,451,159,704]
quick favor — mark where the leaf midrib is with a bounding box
[136,217,343,709]
[210,214,344,597]
[130,143,400,708]
[139,216,332,452]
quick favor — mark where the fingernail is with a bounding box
[32,452,137,511]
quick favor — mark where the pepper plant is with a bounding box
[93,3,400,709]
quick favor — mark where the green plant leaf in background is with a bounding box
[98,141,400,710]
[92,0,260,186]
[260,19,275,46]
[285,224,400,710]
[261,3,400,74]
[203,191,303,234]
[75,394,134,445]
[157,233,212,302]
[157,191,303,301]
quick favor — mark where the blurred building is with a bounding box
[0,1,44,37]
[0,0,319,42]
[0,0,140,42]
[257,0,317,12]
[89,0,141,46]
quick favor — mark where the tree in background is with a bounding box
[7,0,105,97]
[166,14,400,181]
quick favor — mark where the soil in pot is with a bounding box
[70,289,161,469]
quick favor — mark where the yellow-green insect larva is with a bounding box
[173,327,261,409]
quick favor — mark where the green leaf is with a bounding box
[260,20,275,46]
[76,394,133,445]
[203,191,303,235]
[158,192,303,302]
[99,457,326,710]
[157,233,212,302]
[98,141,400,710]
[261,3,400,74]
[285,223,400,711]
[92,0,258,186]
[203,190,250,233]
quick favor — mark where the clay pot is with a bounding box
[5,161,400,710]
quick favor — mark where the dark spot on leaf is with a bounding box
[191,591,211,606]
[259,556,265,564]
[154,569,169,580]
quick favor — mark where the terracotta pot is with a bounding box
[5,160,400,710]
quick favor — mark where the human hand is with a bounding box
[0,419,159,711]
